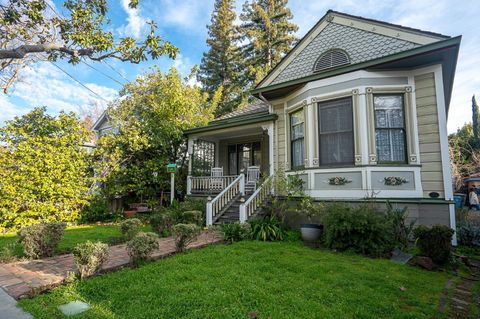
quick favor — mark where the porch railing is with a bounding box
[239,175,273,223]
[187,175,237,194]
[206,174,244,225]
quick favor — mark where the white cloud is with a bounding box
[2,62,117,122]
[150,0,213,33]
[117,0,147,39]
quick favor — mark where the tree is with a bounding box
[0,0,178,93]
[472,95,480,140]
[198,0,245,116]
[95,67,219,201]
[239,0,298,87]
[0,107,92,229]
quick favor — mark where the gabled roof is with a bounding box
[256,10,450,90]
[91,110,110,131]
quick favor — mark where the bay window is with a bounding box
[290,110,305,169]
[318,97,354,166]
[374,94,407,163]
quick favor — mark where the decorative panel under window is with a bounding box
[192,140,215,176]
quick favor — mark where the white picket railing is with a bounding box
[187,175,237,194]
[206,174,244,225]
[239,175,273,223]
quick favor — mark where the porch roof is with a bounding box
[184,102,277,135]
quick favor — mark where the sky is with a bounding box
[1,0,479,133]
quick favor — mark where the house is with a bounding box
[184,10,461,241]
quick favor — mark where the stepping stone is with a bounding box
[58,300,91,316]
[390,248,413,265]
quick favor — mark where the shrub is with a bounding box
[73,241,109,279]
[180,210,203,226]
[249,216,285,241]
[17,222,66,259]
[221,222,251,243]
[458,221,480,247]
[172,224,201,252]
[0,243,17,263]
[384,201,415,250]
[79,194,110,223]
[455,207,469,224]
[413,225,454,264]
[323,203,392,257]
[119,218,142,240]
[126,232,159,264]
[149,212,173,236]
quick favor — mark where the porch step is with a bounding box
[213,192,267,225]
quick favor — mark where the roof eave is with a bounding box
[184,113,278,136]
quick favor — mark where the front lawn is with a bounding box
[0,224,152,258]
[20,241,447,319]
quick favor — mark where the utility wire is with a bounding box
[49,61,109,102]
[44,2,128,87]
[101,60,130,83]
[81,60,125,86]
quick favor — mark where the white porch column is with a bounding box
[187,138,195,176]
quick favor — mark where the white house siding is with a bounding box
[415,73,445,199]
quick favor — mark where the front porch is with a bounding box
[185,119,275,225]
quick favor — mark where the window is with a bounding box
[192,140,215,176]
[374,95,407,163]
[313,49,350,72]
[318,97,354,166]
[290,110,305,169]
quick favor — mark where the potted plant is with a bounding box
[297,196,324,241]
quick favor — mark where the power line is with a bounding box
[49,61,109,102]
[44,2,128,87]
[101,60,130,82]
[81,60,125,86]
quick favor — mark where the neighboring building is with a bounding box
[184,10,461,241]
[91,111,115,139]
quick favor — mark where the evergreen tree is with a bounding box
[472,95,480,140]
[239,0,298,87]
[198,0,244,116]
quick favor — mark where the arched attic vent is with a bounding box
[313,49,350,72]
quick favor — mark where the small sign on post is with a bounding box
[167,163,177,204]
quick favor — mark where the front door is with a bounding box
[228,142,261,175]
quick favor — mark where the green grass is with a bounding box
[19,241,448,319]
[0,224,152,258]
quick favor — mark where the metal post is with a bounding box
[170,172,175,204]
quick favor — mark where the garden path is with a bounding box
[0,232,221,300]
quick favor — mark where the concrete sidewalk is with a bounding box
[0,288,32,319]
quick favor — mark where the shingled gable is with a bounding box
[255,10,450,90]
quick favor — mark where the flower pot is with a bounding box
[300,224,323,242]
[124,210,137,218]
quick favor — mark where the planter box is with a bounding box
[124,210,137,218]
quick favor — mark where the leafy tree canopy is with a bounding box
[0,107,92,229]
[0,0,178,92]
[95,67,219,200]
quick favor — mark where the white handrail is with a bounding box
[239,175,273,223]
[206,174,245,225]
[187,175,237,194]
